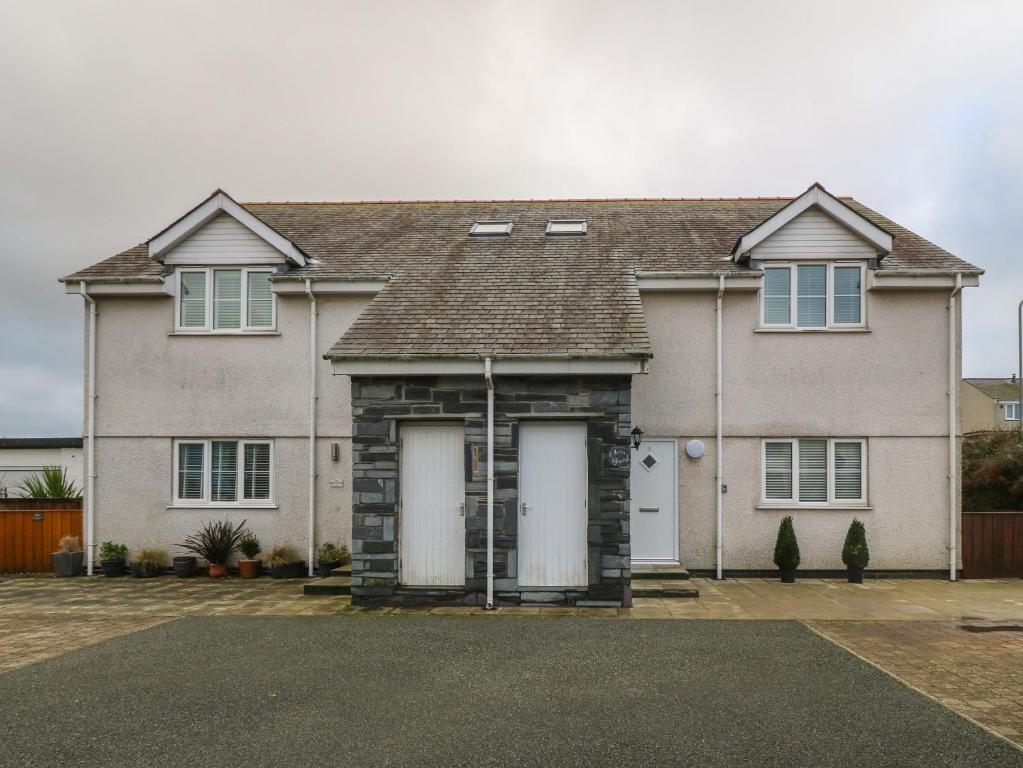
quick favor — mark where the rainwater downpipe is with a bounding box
[948,272,962,582]
[715,274,725,581]
[484,357,495,610]
[306,279,317,578]
[80,281,97,576]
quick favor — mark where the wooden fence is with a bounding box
[962,511,1023,579]
[0,498,83,573]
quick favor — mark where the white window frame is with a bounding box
[469,221,513,237]
[174,268,276,333]
[171,439,275,507]
[1002,401,1021,421]
[546,219,587,236]
[760,438,867,507]
[759,262,866,330]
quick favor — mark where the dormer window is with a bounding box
[546,220,587,236]
[175,267,275,332]
[760,262,865,329]
[469,221,513,237]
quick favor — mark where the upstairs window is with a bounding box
[176,268,275,332]
[761,263,864,329]
[762,438,866,506]
[546,220,587,236]
[173,439,273,506]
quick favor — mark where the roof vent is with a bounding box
[546,220,587,236]
[470,221,513,237]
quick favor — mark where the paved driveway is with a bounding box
[2,617,1021,768]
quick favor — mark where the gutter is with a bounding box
[948,273,963,582]
[306,279,317,577]
[715,275,725,580]
[79,282,97,576]
[484,357,495,610]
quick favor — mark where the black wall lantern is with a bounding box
[631,426,644,450]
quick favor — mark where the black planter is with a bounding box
[100,558,126,577]
[271,561,307,579]
[172,556,197,578]
[779,566,797,583]
[317,560,341,578]
[51,551,84,577]
[132,562,160,578]
[847,566,865,584]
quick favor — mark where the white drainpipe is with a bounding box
[306,279,317,577]
[948,272,962,582]
[80,281,97,576]
[484,357,495,609]
[715,274,725,581]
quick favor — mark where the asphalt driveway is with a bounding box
[1,617,1020,767]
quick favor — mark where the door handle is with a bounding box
[456,504,464,517]
[639,507,659,513]
[520,502,531,516]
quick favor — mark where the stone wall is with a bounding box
[350,375,632,605]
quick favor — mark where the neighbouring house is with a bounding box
[0,438,84,498]
[60,183,982,605]
[962,377,1022,433]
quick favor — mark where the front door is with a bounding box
[518,421,588,587]
[630,439,678,563]
[399,423,465,586]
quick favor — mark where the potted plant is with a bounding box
[842,518,870,584]
[51,535,84,577]
[178,519,248,578]
[172,555,197,578]
[131,548,166,578]
[265,545,306,579]
[773,516,800,583]
[238,532,262,579]
[316,542,350,577]
[98,541,128,577]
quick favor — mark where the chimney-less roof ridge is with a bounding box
[241,195,837,206]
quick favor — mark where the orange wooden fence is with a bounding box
[962,512,1023,579]
[0,498,83,573]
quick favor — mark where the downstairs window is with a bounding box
[173,439,273,506]
[762,439,866,506]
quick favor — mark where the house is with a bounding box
[962,378,1021,433]
[60,183,982,605]
[0,438,84,497]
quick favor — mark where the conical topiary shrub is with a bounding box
[773,516,800,583]
[841,519,870,583]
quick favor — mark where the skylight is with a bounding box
[546,220,587,236]
[470,221,513,237]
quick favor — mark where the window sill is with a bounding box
[167,504,278,510]
[169,331,281,336]
[757,504,872,512]
[754,327,870,334]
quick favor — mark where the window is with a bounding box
[172,439,273,506]
[546,220,587,236]
[1005,402,1021,421]
[761,263,865,329]
[469,221,513,237]
[175,268,275,332]
[762,439,866,506]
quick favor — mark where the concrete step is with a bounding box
[632,564,690,581]
[330,565,352,578]
[304,576,351,596]
[631,580,700,599]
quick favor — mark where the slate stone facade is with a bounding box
[350,375,633,606]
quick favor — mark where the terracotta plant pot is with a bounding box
[238,559,261,579]
[208,562,228,578]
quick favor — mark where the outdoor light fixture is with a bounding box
[631,426,644,450]
[331,443,340,462]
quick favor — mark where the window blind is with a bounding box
[798,439,828,502]
[833,266,861,324]
[213,270,242,329]
[764,442,793,500]
[177,443,204,499]
[244,443,271,499]
[833,442,863,500]
[247,272,273,328]
[763,267,791,324]
[796,265,827,327]
[211,441,238,501]
[179,272,207,328]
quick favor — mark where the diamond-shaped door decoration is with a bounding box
[641,453,658,471]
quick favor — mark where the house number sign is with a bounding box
[607,446,630,467]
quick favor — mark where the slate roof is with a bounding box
[965,378,1022,401]
[62,196,983,360]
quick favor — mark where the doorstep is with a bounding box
[633,564,691,581]
[304,576,352,596]
[631,580,700,599]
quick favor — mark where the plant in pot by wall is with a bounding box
[52,536,84,577]
[265,545,306,579]
[131,548,167,578]
[178,519,248,578]
[238,532,262,579]
[773,516,801,583]
[842,519,870,584]
[98,541,128,577]
[172,554,198,578]
[316,542,350,577]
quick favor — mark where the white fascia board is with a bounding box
[63,280,171,296]
[148,192,306,266]
[869,272,981,290]
[637,273,761,291]
[331,358,646,376]
[273,280,387,295]
[733,185,893,259]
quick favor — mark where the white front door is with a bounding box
[518,421,588,587]
[399,423,465,586]
[630,439,678,563]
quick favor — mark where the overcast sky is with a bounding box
[1,1,1022,437]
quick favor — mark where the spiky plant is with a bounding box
[178,519,248,565]
[134,548,167,568]
[239,532,262,560]
[15,466,81,499]
[264,545,300,568]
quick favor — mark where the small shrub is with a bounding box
[59,535,82,553]
[15,466,81,499]
[99,541,128,561]
[317,542,349,563]
[239,532,262,560]
[178,519,248,565]
[963,431,1023,511]
[134,548,167,568]
[773,516,800,570]
[264,545,300,568]
[841,519,870,569]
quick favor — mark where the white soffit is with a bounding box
[733,184,893,260]
[148,190,306,266]
[331,358,647,376]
